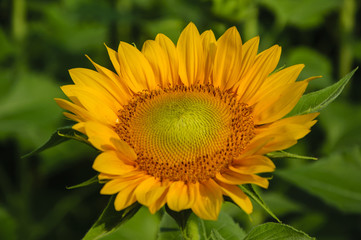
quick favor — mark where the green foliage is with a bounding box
[83,198,142,240]
[22,126,89,158]
[276,146,361,213]
[286,68,357,117]
[244,222,314,240]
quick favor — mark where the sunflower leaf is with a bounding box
[243,222,314,240]
[240,185,281,223]
[286,67,357,117]
[22,126,88,158]
[66,175,99,190]
[267,151,317,160]
[276,146,361,213]
[83,197,142,240]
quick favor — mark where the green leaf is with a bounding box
[22,126,88,158]
[286,68,357,117]
[157,212,183,240]
[244,222,314,240]
[240,185,281,223]
[197,211,246,240]
[267,151,317,160]
[66,175,99,189]
[83,197,142,240]
[276,146,361,213]
[100,207,160,240]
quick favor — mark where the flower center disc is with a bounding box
[116,85,255,183]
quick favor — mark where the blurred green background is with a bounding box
[1,0,360,239]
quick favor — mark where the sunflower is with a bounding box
[55,23,318,220]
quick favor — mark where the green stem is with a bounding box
[339,0,356,78]
[12,0,27,74]
[183,216,200,240]
[243,1,259,40]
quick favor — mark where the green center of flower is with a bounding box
[116,85,255,183]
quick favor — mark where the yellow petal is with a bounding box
[114,181,139,210]
[134,177,168,211]
[248,64,304,105]
[191,179,223,220]
[231,155,275,174]
[200,30,217,84]
[216,171,269,188]
[237,45,281,103]
[148,190,168,214]
[155,33,180,86]
[83,121,119,151]
[63,112,82,123]
[253,80,309,124]
[110,138,138,163]
[55,98,91,122]
[142,40,171,88]
[177,22,204,86]
[100,172,144,194]
[61,84,119,114]
[72,122,86,134]
[60,85,118,126]
[117,42,157,92]
[69,67,130,106]
[167,181,196,211]
[218,182,252,214]
[239,36,259,80]
[252,113,319,154]
[93,151,136,176]
[213,26,242,90]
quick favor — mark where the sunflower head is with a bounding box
[56,23,318,220]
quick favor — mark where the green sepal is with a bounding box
[286,67,357,117]
[66,175,99,190]
[22,125,90,158]
[83,196,142,240]
[267,151,317,160]
[240,185,281,223]
[243,222,314,240]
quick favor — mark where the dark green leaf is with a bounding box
[66,175,99,189]
[83,197,142,240]
[22,126,88,158]
[276,146,361,213]
[267,151,317,160]
[244,222,314,240]
[157,212,183,240]
[240,185,281,223]
[165,206,192,230]
[286,68,357,117]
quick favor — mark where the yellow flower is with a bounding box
[56,23,318,220]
